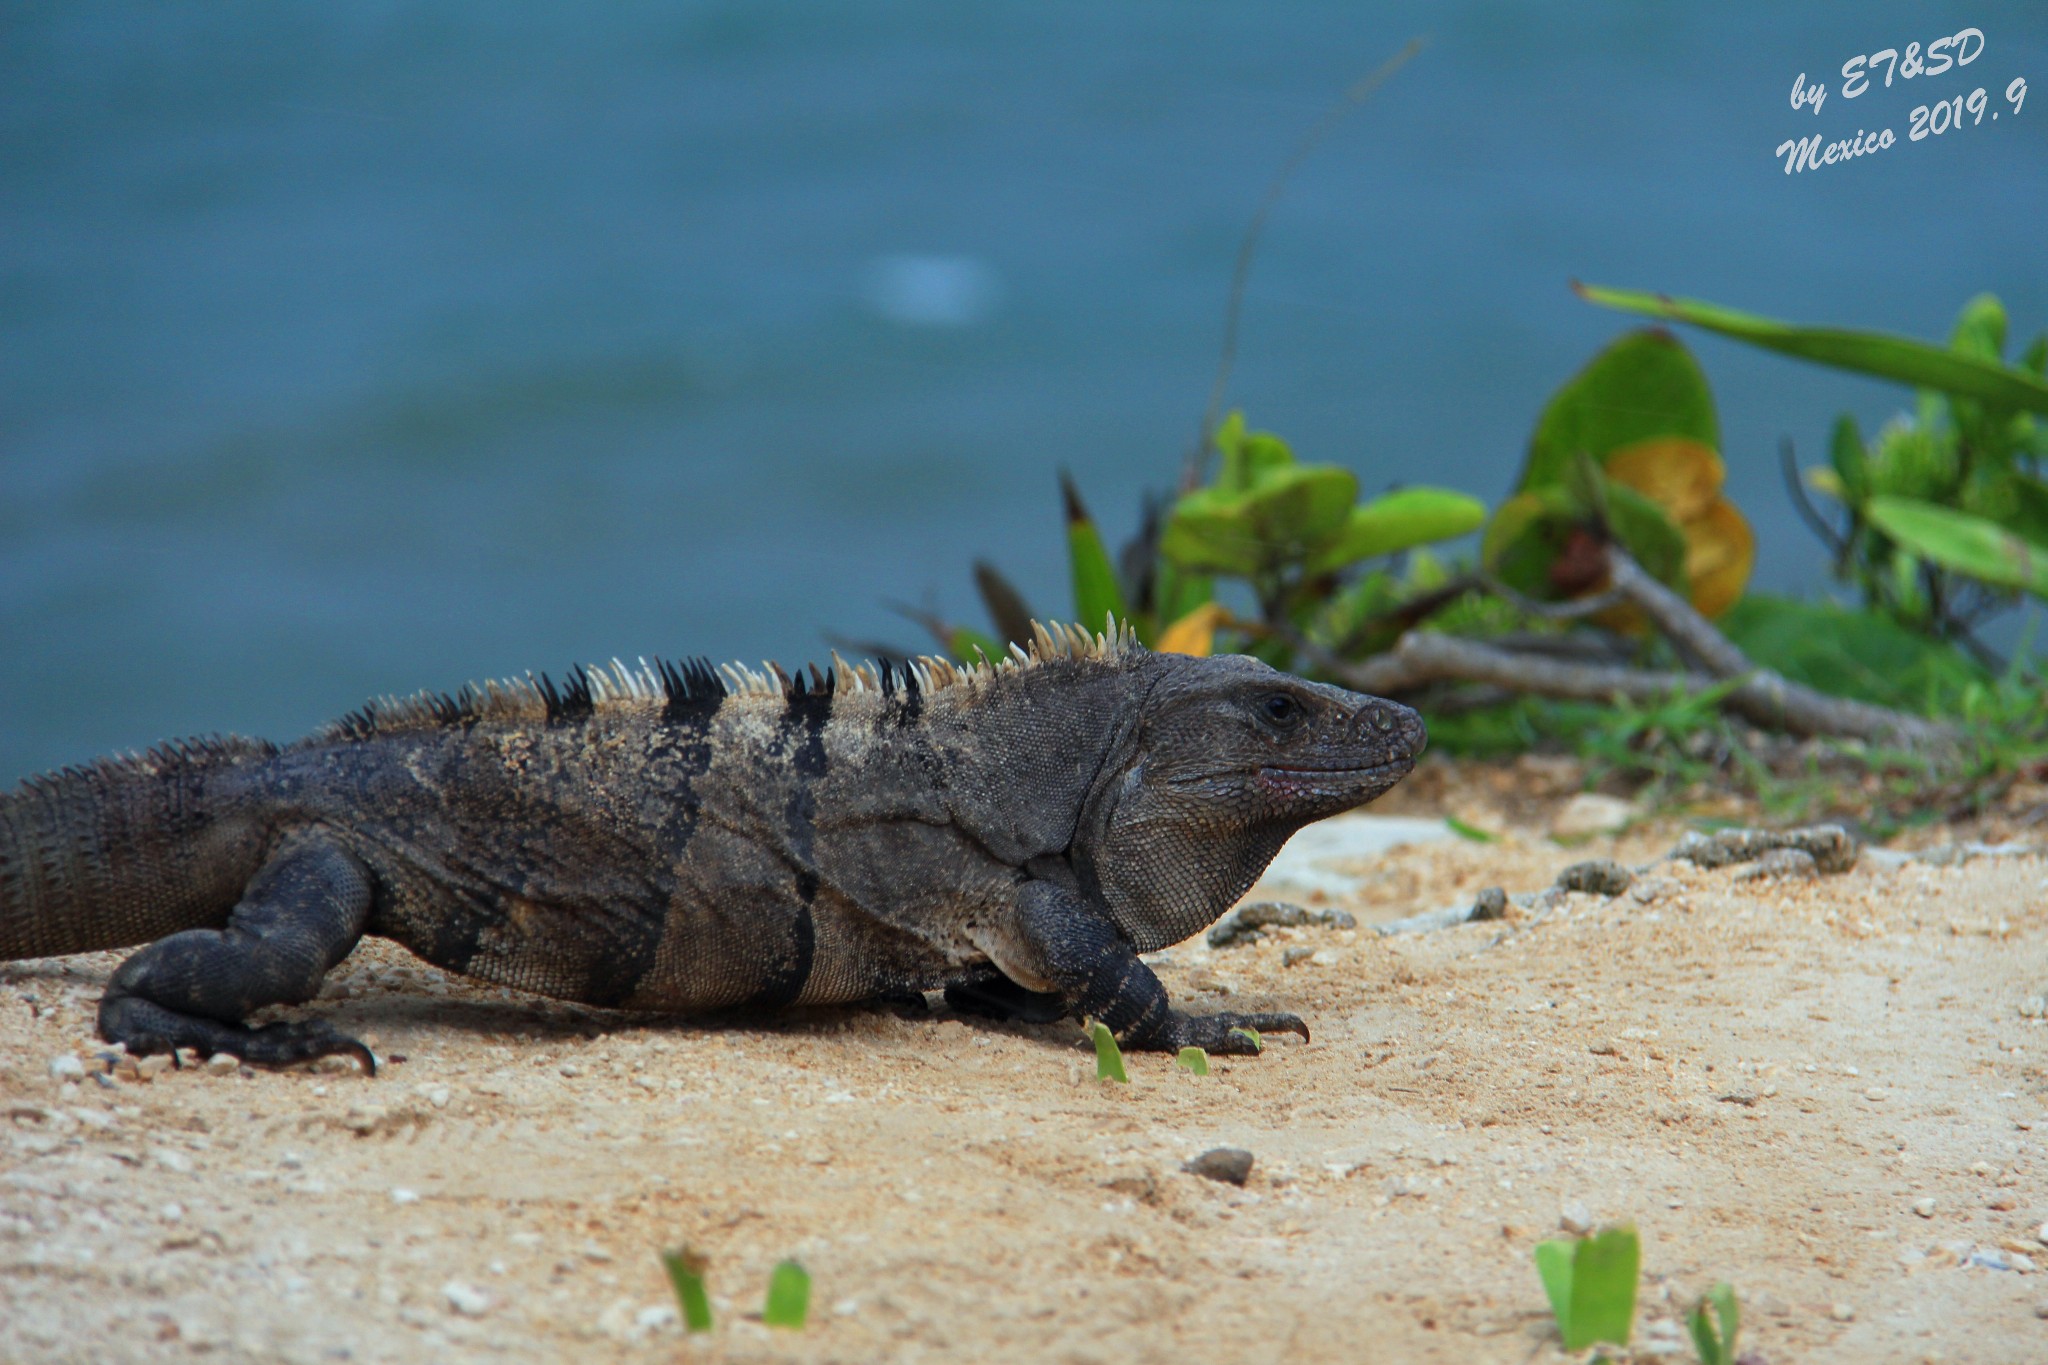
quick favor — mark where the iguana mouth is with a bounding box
[1258,760,1411,779]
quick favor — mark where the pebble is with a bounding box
[1281,947,1315,968]
[2036,1223,2048,1246]
[1559,1202,1594,1235]
[1913,1197,1937,1218]
[203,1053,239,1075]
[442,1280,492,1317]
[1185,1148,1255,1186]
[1830,1303,1855,1322]
[391,1188,421,1205]
[2035,1301,2048,1320]
[1863,1087,1887,1102]
[1989,1193,2019,1212]
[1552,793,1637,839]
[135,1055,171,1081]
[46,1054,84,1082]
[1470,886,1509,921]
[1554,860,1633,897]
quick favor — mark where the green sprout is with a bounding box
[1175,1046,1210,1075]
[659,1246,714,1333]
[1444,815,1498,842]
[1533,1224,1640,1351]
[1087,1020,1128,1083]
[1689,1282,1740,1365]
[762,1260,811,1329]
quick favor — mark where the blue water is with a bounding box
[4,2,2044,779]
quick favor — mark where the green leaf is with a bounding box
[762,1260,810,1329]
[1175,1047,1210,1075]
[1088,1020,1128,1083]
[1949,292,2008,362]
[1153,557,1214,627]
[1575,283,2048,415]
[1301,487,1488,576]
[1864,496,2048,596]
[660,1247,714,1333]
[1828,414,1869,506]
[1688,1283,1740,1365]
[947,626,1005,666]
[1213,410,1298,493]
[1524,329,1718,489]
[1533,1240,1576,1341]
[1717,594,1982,711]
[1227,1026,1262,1052]
[1565,1226,1640,1350]
[1161,465,1360,576]
[1601,480,1689,591]
[1061,474,1131,627]
[1444,815,1497,843]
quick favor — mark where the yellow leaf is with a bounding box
[1601,435,1754,619]
[1683,499,1755,620]
[1604,437,1723,524]
[1156,602,1230,656]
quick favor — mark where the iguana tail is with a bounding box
[0,738,277,960]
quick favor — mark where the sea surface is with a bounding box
[4,2,2044,778]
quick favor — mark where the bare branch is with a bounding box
[1317,630,1953,750]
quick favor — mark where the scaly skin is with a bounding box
[0,622,1424,1069]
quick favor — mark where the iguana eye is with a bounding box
[1260,693,1301,727]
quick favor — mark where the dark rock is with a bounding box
[1184,1147,1255,1186]
[1207,902,1356,949]
[1554,860,1634,897]
[1470,886,1509,921]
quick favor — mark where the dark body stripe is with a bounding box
[749,676,830,1006]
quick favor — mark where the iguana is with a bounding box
[0,621,1423,1072]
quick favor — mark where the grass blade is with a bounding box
[659,1247,714,1333]
[762,1260,810,1329]
[1088,1020,1128,1083]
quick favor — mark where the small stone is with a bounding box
[135,1055,171,1081]
[2035,1222,2048,1246]
[150,1147,194,1174]
[1913,1197,1937,1218]
[391,1188,421,1205]
[46,1055,84,1082]
[557,1063,581,1078]
[442,1280,492,1317]
[203,1053,239,1075]
[1988,1193,2019,1212]
[1281,946,1314,968]
[1830,1303,1855,1322]
[1554,859,1634,897]
[159,1202,184,1223]
[2035,1301,2048,1320]
[1863,1086,1887,1102]
[1552,793,1637,839]
[2011,1252,2038,1273]
[1559,1201,1594,1235]
[1470,886,1509,921]
[1185,1147,1255,1186]
[427,1087,451,1110]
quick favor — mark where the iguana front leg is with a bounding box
[977,880,1307,1054]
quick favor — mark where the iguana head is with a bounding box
[1080,652,1425,951]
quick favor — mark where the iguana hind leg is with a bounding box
[97,830,376,1072]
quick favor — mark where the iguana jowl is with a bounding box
[0,622,1423,1070]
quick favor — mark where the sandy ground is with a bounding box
[4,760,2047,1364]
